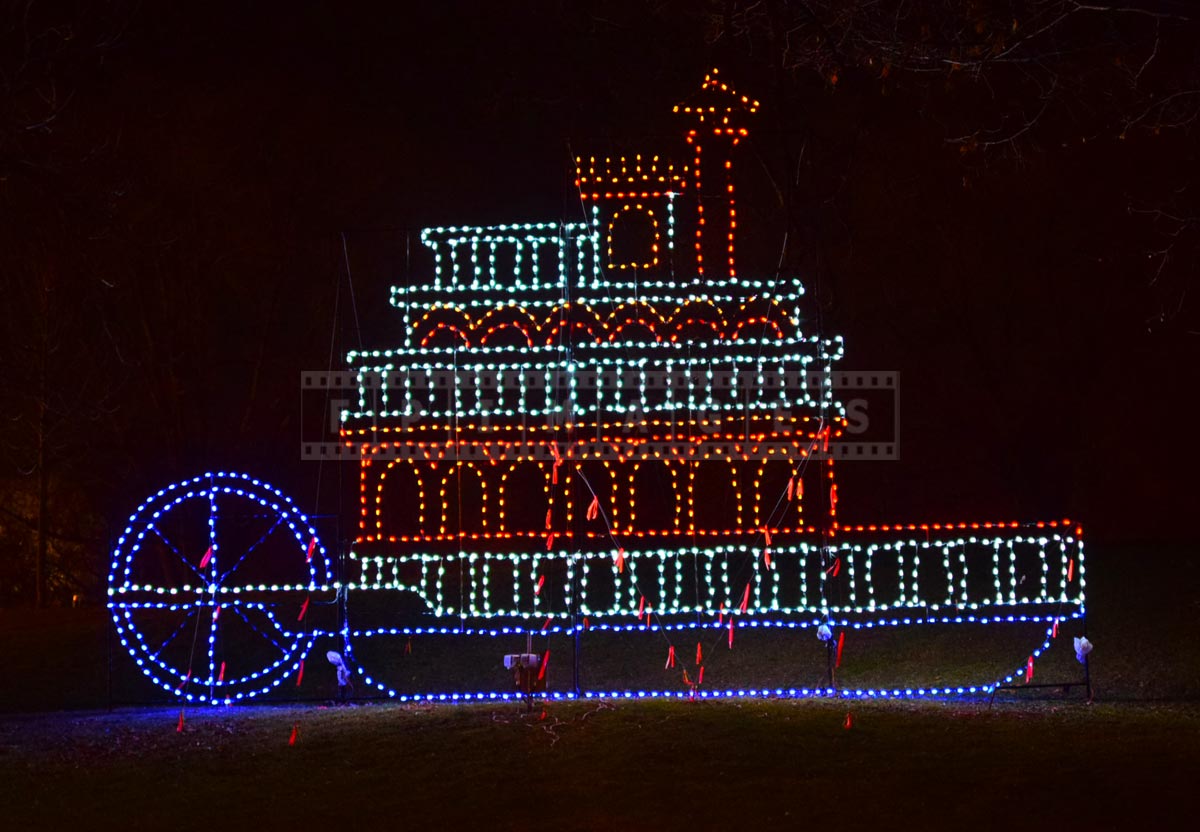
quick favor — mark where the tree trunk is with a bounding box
[36,418,49,608]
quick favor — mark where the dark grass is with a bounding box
[0,543,1196,828]
[2,699,1197,830]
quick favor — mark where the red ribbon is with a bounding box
[218,662,226,683]
[587,496,600,521]
[763,548,772,569]
[1026,656,1034,683]
[1052,618,1059,639]
[697,666,704,686]
[541,616,552,632]
[538,650,550,681]
[826,557,841,577]
[1068,559,1075,582]
[545,532,556,550]
[787,477,795,501]
[306,537,316,563]
[763,528,772,545]
[288,724,299,746]
[212,606,221,622]
[696,642,703,665]
[728,617,735,648]
[535,575,545,595]
[843,712,853,730]
[199,546,212,569]
[545,509,553,530]
[739,583,751,614]
[405,637,412,655]
[638,595,646,619]
[836,632,845,668]
[830,484,838,509]
[665,646,675,668]
[296,660,305,687]
[297,596,309,622]
[176,710,185,733]
[583,616,590,630]
[615,548,626,573]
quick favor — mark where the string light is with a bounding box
[107,70,1087,705]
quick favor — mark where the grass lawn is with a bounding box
[1,542,1196,828]
[2,698,1197,830]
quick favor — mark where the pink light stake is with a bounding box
[1025,656,1035,683]
[218,662,226,683]
[199,546,213,569]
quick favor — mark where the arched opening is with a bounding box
[499,462,548,533]
[378,461,426,539]
[629,460,680,533]
[607,205,659,270]
[439,463,488,537]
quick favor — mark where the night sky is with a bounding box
[3,1,1198,602]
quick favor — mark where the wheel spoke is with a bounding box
[149,526,204,582]
[218,515,287,585]
[233,605,292,655]
[150,607,198,660]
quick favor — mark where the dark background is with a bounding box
[2,1,1197,606]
